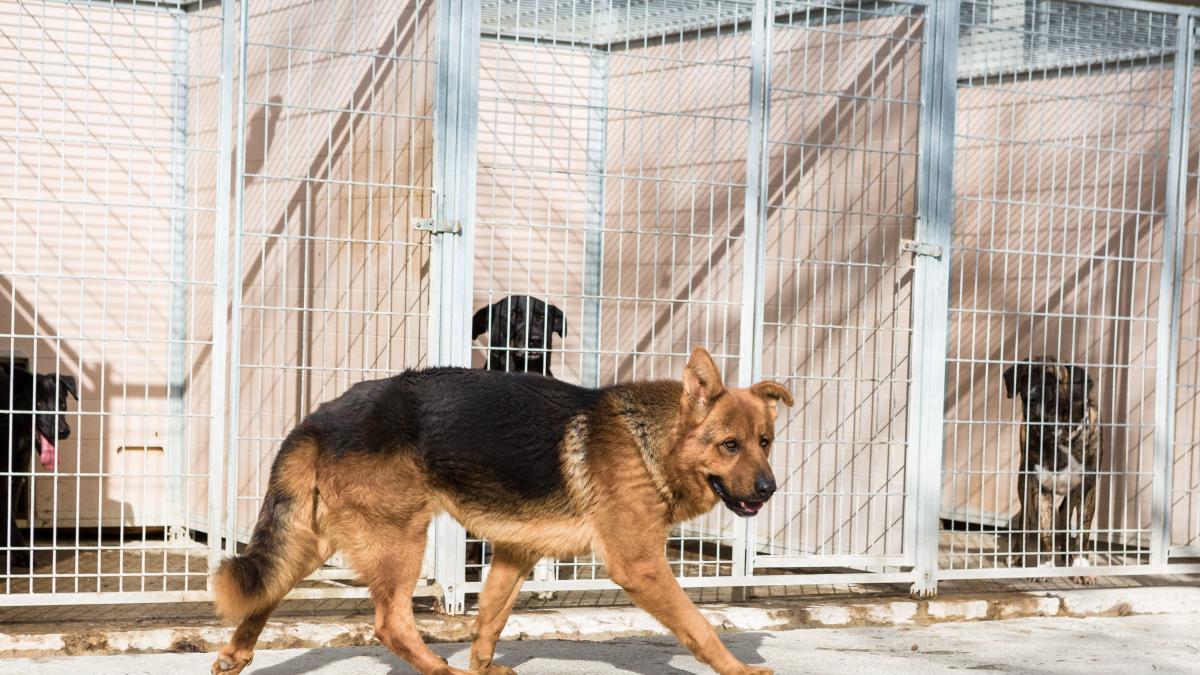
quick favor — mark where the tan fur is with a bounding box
[211,348,790,675]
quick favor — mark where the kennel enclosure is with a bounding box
[3,0,1200,611]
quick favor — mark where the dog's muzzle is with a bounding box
[708,476,767,517]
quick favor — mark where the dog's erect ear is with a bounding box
[1002,363,1024,399]
[683,348,724,416]
[549,304,565,337]
[60,375,78,401]
[751,381,794,409]
[472,303,493,339]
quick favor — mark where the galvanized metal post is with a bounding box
[736,0,773,587]
[223,0,252,556]
[428,0,482,615]
[167,7,191,537]
[1151,14,1194,566]
[904,0,960,598]
[207,0,240,569]
[581,53,609,390]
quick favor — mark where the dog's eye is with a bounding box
[760,436,770,448]
[721,439,738,452]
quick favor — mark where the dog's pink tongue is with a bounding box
[37,434,56,469]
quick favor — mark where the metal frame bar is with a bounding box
[580,53,608,390]
[166,6,192,534]
[222,0,250,557]
[905,0,961,597]
[737,0,774,582]
[205,0,237,571]
[429,0,482,615]
[1152,14,1194,566]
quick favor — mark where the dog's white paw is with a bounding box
[1030,558,1056,583]
[1070,556,1096,585]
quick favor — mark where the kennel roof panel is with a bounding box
[479,0,827,48]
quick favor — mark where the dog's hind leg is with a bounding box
[210,536,328,675]
[469,545,538,674]
[211,439,330,674]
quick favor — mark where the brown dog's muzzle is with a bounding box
[709,472,776,517]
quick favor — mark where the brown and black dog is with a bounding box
[1002,357,1100,582]
[211,348,792,675]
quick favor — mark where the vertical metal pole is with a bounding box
[223,0,251,556]
[581,53,609,390]
[429,0,481,615]
[904,0,959,598]
[736,0,773,587]
[167,8,191,536]
[1152,14,1193,566]
[208,0,239,569]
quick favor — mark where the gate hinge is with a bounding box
[900,238,943,259]
[415,218,462,235]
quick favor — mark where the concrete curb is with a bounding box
[2,586,1198,658]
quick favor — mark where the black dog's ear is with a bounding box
[60,375,78,401]
[549,304,565,337]
[1068,365,1094,390]
[1002,363,1023,399]
[472,304,492,339]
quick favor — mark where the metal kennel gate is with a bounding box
[4,0,1200,611]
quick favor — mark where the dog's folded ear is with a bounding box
[60,375,78,401]
[550,304,565,337]
[1002,363,1024,399]
[751,381,794,408]
[471,303,493,340]
[1068,364,1094,390]
[682,347,724,417]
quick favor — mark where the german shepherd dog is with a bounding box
[1,364,76,563]
[1002,357,1100,582]
[471,295,565,377]
[211,348,791,675]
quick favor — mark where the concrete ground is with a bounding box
[3,613,1196,675]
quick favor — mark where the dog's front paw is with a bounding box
[1070,556,1096,585]
[211,655,252,675]
[475,665,517,675]
[729,666,772,675]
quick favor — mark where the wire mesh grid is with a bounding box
[228,0,436,582]
[944,0,1179,576]
[756,1,924,568]
[0,0,225,595]
[5,0,1200,610]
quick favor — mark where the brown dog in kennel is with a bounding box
[1002,357,1100,583]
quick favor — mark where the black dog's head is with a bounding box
[1002,357,1094,430]
[3,365,77,469]
[472,295,565,375]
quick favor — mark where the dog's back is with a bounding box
[303,367,607,502]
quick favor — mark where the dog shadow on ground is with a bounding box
[251,632,770,675]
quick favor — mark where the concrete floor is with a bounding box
[3,613,1196,674]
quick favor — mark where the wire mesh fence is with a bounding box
[2,0,1200,610]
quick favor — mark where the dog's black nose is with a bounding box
[753,476,776,500]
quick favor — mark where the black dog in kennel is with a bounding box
[1,363,77,568]
[472,295,566,377]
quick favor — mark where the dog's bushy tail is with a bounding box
[212,437,321,623]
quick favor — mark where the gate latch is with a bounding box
[900,239,943,259]
[414,218,462,235]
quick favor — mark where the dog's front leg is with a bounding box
[602,543,769,675]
